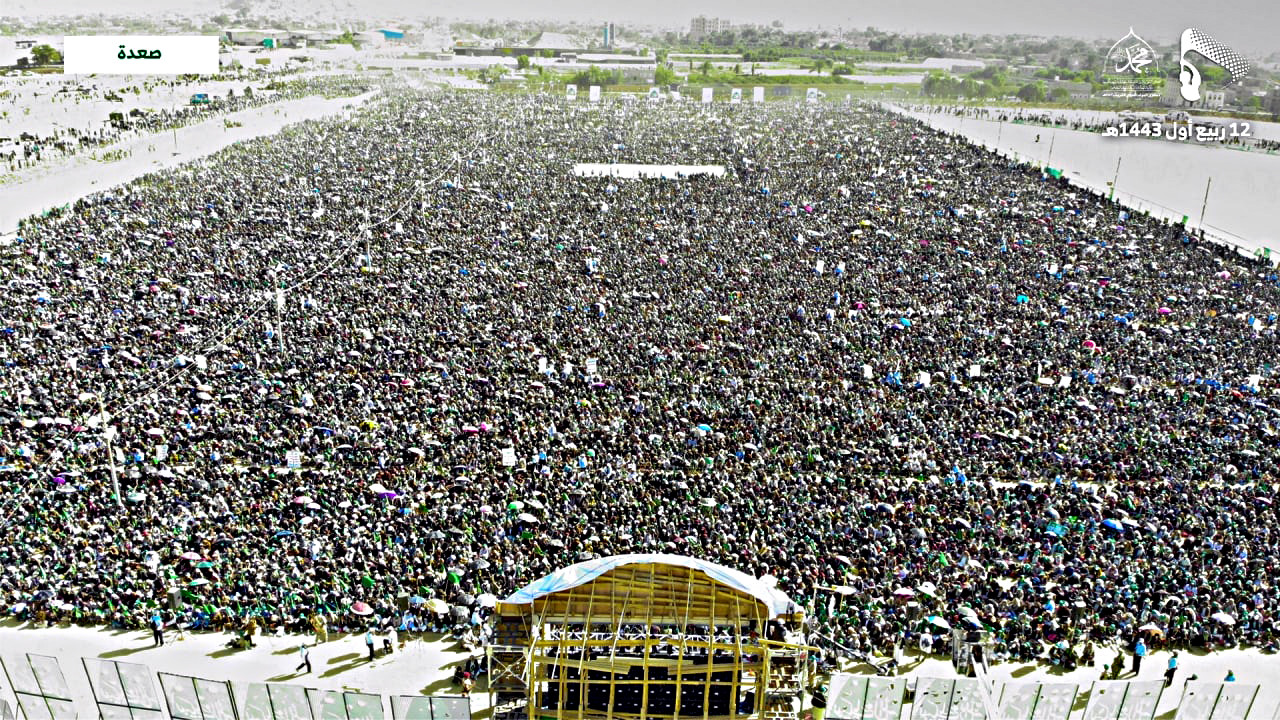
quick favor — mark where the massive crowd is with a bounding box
[904,103,1280,153]
[2,73,374,172]
[2,90,1279,669]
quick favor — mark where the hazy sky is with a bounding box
[13,0,1280,54]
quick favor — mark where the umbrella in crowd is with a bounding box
[0,90,1275,660]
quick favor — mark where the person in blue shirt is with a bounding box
[151,611,164,647]
[1225,670,1236,682]
[365,628,376,661]
[1132,638,1146,675]
[1165,652,1178,687]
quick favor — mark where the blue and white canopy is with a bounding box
[502,553,799,617]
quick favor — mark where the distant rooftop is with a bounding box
[528,31,576,49]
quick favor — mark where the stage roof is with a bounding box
[501,553,798,617]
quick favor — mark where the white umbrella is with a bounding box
[1211,612,1236,626]
[893,587,915,598]
[831,585,856,596]
[477,593,498,608]
[517,513,538,524]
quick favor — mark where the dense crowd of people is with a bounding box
[905,103,1280,153]
[1,73,374,172]
[3,90,1279,670]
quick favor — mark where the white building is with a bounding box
[689,16,731,40]
[1203,90,1225,109]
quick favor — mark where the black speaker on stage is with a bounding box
[168,587,183,612]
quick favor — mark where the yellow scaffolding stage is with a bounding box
[488,555,810,720]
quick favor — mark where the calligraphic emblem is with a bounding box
[1101,28,1161,98]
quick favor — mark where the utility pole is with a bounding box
[275,285,285,352]
[1198,177,1213,231]
[96,394,123,508]
[1110,156,1122,202]
[1045,130,1057,169]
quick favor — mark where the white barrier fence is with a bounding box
[0,654,470,720]
[828,673,1268,720]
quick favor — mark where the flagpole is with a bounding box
[96,394,123,508]
[1198,177,1213,231]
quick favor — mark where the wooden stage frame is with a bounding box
[488,558,811,720]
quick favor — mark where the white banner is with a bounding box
[806,87,819,103]
[566,84,578,101]
[648,86,659,101]
[588,85,601,102]
[753,86,765,102]
[730,88,742,104]
[500,447,517,467]
[701,87,713,104]
[64,35,219,75]
[286,450,302,469]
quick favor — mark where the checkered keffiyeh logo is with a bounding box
[1179,27,1251,102]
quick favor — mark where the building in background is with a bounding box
[689,16,732,41]
[602,23,614,50]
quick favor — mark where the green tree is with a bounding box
[1049,86,1070,102]
[1017,81,1045,103]
[482,64,507,83]
[31,44,61,65]
[516,54,530,70]
[655,64,677,87]
[699,60,713,77]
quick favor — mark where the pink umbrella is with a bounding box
[351,601,374,616]
[694,343,710,351]
[1082,340,1096,349]
[180,552,202,561]
[1218,270,1231,280]
[855,302,866,309]
[1158,307,1172,315]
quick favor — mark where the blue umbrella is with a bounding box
[274,530,294,538]
[1102,519,1124,532]
[696,424,712,433]
[409,596,427,606]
